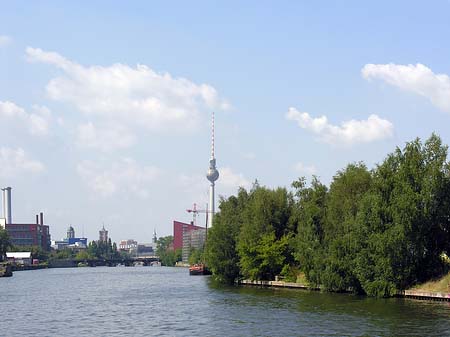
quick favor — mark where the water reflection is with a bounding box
[1,267,449,337]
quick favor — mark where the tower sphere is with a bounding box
[207,158,219,182]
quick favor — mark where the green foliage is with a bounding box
[205,134,450,297]
[188,247,203,265]
[292,176,327,286]
[51,248,75,260]
[0,227,11,261]
[75,250,92,261]
[354,134,450,296]
[156,236,181,266]
[87,239,119,260]
[205,188,249,283]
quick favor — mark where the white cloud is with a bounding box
[76,122,136,152]
[77,158,161,198]
[286,107,394,145]
[218,167,251,190]
[362,63,450,113]
[0,147,45,178]
[26,47,229,131]
[0,100,26,118]
[0,35,11,47]
[0,101,51,136]
[293,162,317,176]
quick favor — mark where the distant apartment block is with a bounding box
[173,220,206,263]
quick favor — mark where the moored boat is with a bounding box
[189,263,211,276]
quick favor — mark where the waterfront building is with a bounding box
[68,237,87,248]
[6,252,32,266]
[51,239,69,250]
[99,225,108,242]
[119,239,138,251]
[5,212,51,250]
[51,226,87,250]
[173,220,206,263]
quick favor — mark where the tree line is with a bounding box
[205,134,450,297]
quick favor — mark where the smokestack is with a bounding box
[36,214,39,225]
[40,212,44,225]
[2,187,12,224]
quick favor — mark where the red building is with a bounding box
[173,220,204,250]
[5,212,51,251]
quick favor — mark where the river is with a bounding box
[2,266,450,336]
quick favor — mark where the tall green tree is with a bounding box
[206,188,249,283]
[237,186,294,280]
[156,236,181,266]
[355,134,450,296]
[320,163,372,293]
[0,227,11,261]
[292,176,328,286]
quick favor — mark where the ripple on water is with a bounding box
[2,267,450,336]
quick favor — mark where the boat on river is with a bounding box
[189,263,211,276]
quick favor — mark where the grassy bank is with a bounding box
[411,272,450,293]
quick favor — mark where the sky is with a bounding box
[1,1,450,243]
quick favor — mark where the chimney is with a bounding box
[2,187,12,224]
[36,214,39,225]
[40,212,44,225]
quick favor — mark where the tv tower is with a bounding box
[206,112,219,227]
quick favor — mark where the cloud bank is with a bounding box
[77,159,161,198]
[286,107,394,145]
[0,147,45,178]
[26,47,228,131]
[362,63,450,113]
[0,100,51,136]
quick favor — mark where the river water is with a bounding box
[2,267,450,336]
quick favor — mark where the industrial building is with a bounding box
[1,187,51,250]
[5,212,51,251]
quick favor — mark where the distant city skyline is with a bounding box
[1,1,450,242]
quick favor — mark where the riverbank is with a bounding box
[11,264,48,272]
[0,263,13,277]
[238,279,450,302]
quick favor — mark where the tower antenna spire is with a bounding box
[206,112,219,228]
[211,111,215,159]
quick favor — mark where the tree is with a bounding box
[320,163,372,293]
[237,186,294,280]
[0,228,11,261]
[156,236,181,266]
[206,188,249,283]
[188,247,203,265]
[355,134,450,296]
[292,176,328,286]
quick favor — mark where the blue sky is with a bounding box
[1,1,450,242]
